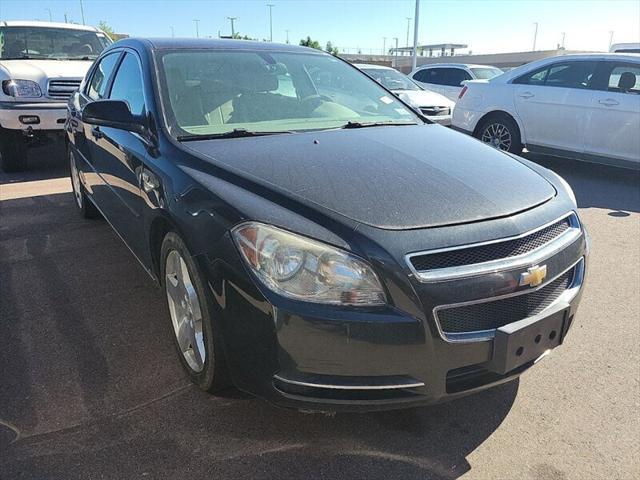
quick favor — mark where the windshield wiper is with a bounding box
[177,128,293,141]
[341,121,417,129]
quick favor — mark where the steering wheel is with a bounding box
[300,94,332,113]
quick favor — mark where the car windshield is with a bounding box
[470,67,503,80]
[0,26,110,60]
[361,67,421,91]
[158,49,420,138]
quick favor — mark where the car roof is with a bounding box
[354,63,394,70]
[413,63,499,71]
[115,37,323,54]
[0,20,100,32]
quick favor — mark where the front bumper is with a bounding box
[0,101,68,131]
[211,212,588,412]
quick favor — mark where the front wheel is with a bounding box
[161,232,229,392]
[476,114,523,154]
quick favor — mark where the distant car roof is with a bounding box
[0,20,100,32]
[353,63,395,70]
[118,37,323,53]
[412,63,500,71]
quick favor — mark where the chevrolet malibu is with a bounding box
[66,39,588,412]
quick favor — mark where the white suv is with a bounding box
[0,21,111,171]
[451,54,640,169]
[409,63,503,102]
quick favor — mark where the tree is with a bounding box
[97,21,116,41]
[299,36,321,50]
[325,41,339,56]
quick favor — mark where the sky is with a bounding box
[1,0,639,54]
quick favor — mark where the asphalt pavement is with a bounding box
[0,142,638,480]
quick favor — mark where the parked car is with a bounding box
[609,43,640,54]
[452,53,640,169]
[0,21,111,171]
[67,38,587,412]
[355,63,454,125]
[409,63,503,102]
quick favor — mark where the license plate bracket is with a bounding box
[487,302,569,375]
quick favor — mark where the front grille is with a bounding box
[436,268,574,334]
[47,79,81,99]
[410,217,571,272]
[420,106,450,117]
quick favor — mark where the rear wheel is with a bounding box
[0,128,28,172]
[476,114,523,154]
[161,232,229,392]
[69,148,100,219]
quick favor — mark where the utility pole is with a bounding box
[405,17,411,48]
[608,30,614,50]
[194,19,200,38]
[532,22,538,51]
[45,8,52,21]
[267,4,274,42]
[285,29,290,44]
[561,32,565,49]
[227,17,237,38]
[393,37,398,67]
[79,0,85,24]
[64,12,68,23]
[411,0,419,71]
[382,37,387,55]
[170,26,175,38]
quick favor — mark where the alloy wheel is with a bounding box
[165,250,206,372]
[481,122,512,151]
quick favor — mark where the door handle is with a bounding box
[598,99,619,107]
[90,126,103,139]
[518,92,534,99]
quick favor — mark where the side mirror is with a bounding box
[82,99,146,135]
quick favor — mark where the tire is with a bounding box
[0,128,28,172]
[476,114,523,155]
[161,232,229,392]
[69,147,100,219]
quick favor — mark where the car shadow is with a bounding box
[0,137,67,184]
[524,153,640,215]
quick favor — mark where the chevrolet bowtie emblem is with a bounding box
[519,265,548,287]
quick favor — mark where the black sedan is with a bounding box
[66,38,587,412]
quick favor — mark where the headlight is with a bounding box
[2,79,42,98]
[232,222,387,306]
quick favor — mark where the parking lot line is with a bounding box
[0,178,72,201]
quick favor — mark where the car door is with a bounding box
[411,68,445,96]
[584,61,640,164]
[88,51,149,261]
[440,68,472,102]
[75,51,122,198]
[513,60,598,152]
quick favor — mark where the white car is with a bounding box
[0,21,111,171]
[409,63,503,102]
[610,43,640,54]
[355,64,454,125]
[452,53,640,169]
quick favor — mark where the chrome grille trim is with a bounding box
[47,78,82,99]
[405,212,581,282]
[433,257,585,343]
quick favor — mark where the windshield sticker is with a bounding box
[380,95,393,104]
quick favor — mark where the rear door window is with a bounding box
[605,63,640,94]
[442,68,472,86]
[514,61,598,89]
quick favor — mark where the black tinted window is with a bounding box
[87,53,120,100]
[442,68,472,86]
[108,53,146,116]
[514,61,597,89]
[606,63,640,94]
[415,68,447,85]
[412,69,431,83]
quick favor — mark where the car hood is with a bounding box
[395,89,454,108]
[0,59,92,82]
[184,124,556,230]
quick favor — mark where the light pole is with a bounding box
[79,0,85,25]
[45,8,52,21]
[227,17,237,38]
[561,32,565,49]
[267,4,274,42]
[285,29,290,44]
[411,0,419,71]
[170,26,175,38]
[532,22,538,51]
[64,12,68,23]
[405,17,411,48]
[382,37,387,55]
[193,19,200,38]
[608,30,614,50]
[393,37,398,67]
